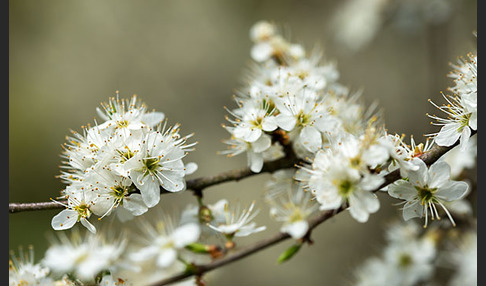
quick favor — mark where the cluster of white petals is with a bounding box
[428,51,477,151]
[9,19,477,286]
[222,21,356,172]
[42,230,127,282]
[442,230,477,286]
[206,200,266,239]
[388,159,469,228]
[51,93,197,233]
[9,246,53,286]
[264,169,319,239]
[295,125,420,223]
[129,216,200,269]
[353,221,438,286]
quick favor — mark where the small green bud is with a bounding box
[186,243,210,254]
[198,206,213,223]
[276,243,302,264]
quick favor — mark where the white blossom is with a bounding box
[53,94,197,231]
[428,93,476,151]
[388,159,469,227]
[207,201,266,238]
[441,135,477,178]
[442,231,477,286]
[123,124,196,207]
[9,246,53,286]
[428,51,477,151]
[42,230,126,282]
[130,217,200,269]
[264,169,319,239]
[296,129,389,223]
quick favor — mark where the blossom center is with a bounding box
[415,186,437,205]
[457,113,471,132]
[110,185,131,204]
[74,203,91,218]
[297,111,311,126]
[288,208,304,223]
[251,117,263,128]
[143,157,160,174]
[398,253,412,268]
[117,149,135,163]
[337,180,354,198]
[116,119,129,128]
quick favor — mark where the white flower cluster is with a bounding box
[43,230,127,282]
[353,220,477,286]
[13,195,268,286]
[221,20,351,172]
[428,51,477,151]
[52,93,197,233]
[10,20,477,286]
[353,221,438,286]
[9,246,53,286]
[222,21,476,228]
[16,217,194,285]
[441,230,477,286]
[296,127,419,223]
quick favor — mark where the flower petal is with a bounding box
[141,112,165,127]
[172,223,201,248]
[300,125,322,153]
[435,123,462,147]
[428,161,451,189]
[282,220,309,239]
[402,200,423,221]
[51,209,78,230]
[388,181,417,201]
[436,181,469,201]
[275,114,297,131]
[123,193,149,216]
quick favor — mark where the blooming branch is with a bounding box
[148,132,474,286]
[9,146,298,214]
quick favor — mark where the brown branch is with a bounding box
[149,207,344,286]
[8,201,68,213]
[9,148,299,213]
[148,134,473,286]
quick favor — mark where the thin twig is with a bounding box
[9,148,299,213]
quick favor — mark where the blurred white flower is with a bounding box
[440,135,477,178]
[130,217,200,269]
[9,246,53,286]
[330,0,387,52]
[207,201,266,239]
[353,220,437,286]
[264,169,319,239]
[442,231,477,286]
[381,238,437,285]
[43,230,127,282]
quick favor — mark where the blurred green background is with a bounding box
[10,0,476,285]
